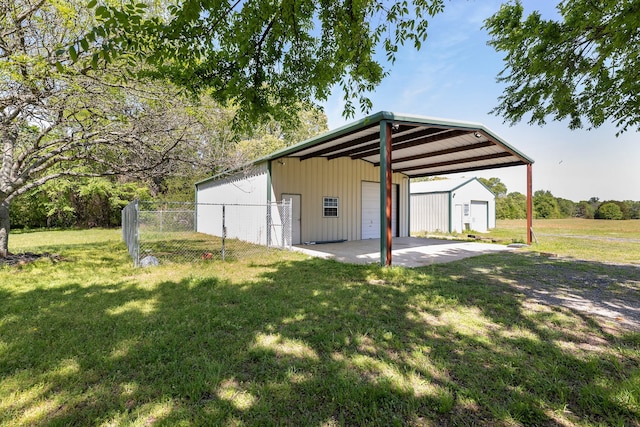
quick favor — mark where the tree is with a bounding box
[232,107,328,163]
[0,0,227,256]
[596,202,623,220]
[533,190,561,219]
[595,200,630,220]
[484,0,640,133]
[159,105,328,201]
[10,177,150,229]
[575,201,595,219]
[496,192,526,219]
[83,0,446,125]
[556,197,576,218]
[478,177,507,198]
[624,200,640,219]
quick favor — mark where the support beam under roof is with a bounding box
[409,161,525,178]
[349,129,471,160]
[396,152,513,173]
[380,121,393,267]
[373,141,495,167]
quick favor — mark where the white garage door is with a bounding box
[470,201,488,232]
[362,182,397,239]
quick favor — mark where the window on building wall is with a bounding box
[323,197,339,217]
[463,203,470,216]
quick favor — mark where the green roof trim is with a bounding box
[195,111,535,187]
[450,177,478,193]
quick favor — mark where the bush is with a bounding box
[596,202,623,220]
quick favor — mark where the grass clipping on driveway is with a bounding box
[1,230,639,426]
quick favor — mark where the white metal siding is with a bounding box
[410,178,496,234]
[452,180,495,231]
[410,192,449,233]
[270,157,408,242]
[196,164,271,245]
[362,182,397,239]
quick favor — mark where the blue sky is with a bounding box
[321,0,639,202]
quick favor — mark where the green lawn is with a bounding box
[418,219,640,265]
[1,229,639,426]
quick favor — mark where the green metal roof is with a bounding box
[197,111,534,186]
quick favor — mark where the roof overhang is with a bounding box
[265,111,534,177]
[195,111,535,265]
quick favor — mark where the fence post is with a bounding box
[222,204,226,261]
[133,199,140,267]
[287,199,292,249]
[266,203,272,248]
[281,199,291,249]
[193,202,197,232]
[281,200,285,248]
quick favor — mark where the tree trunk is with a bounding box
[0,199,9,258]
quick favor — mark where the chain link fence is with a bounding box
[122,200,292,267]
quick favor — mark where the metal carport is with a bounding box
[265,111,535,266]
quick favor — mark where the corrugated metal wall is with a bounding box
[196,164,271,245]
[271,157,408,242]
[410,192,450,233]
[410,179,496,234]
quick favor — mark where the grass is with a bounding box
[418,219,640,265]
[1,228,639,426]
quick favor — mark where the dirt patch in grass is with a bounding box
[482,252,640,333]
[0,252,63,267]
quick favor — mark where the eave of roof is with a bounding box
[410,177,478,194]
[196,111,534,186]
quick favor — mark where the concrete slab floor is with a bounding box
[293,237,516,268]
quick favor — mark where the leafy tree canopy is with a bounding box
[80,0,446,126]
[596,202,623,220]
[484,0,640,134]
[533,190,561,219]
[478,177,507,198]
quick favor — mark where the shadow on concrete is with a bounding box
[294,237,515,267]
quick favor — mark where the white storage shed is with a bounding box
[196,111,534,266]
[410,178,496,234]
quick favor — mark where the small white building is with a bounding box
[195,111,533,265]
[410,178,496,233]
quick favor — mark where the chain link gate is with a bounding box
[122,200,292,267]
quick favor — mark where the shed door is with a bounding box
[453,204,463,233]
[281,194,301,245]
[470,201,488,232]
[362,182,397,239]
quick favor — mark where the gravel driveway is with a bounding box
[491,253,640,332]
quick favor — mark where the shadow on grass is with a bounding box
[1,249,639,426]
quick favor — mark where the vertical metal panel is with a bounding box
[195,163,269,244]
[399,177,409,237]
[411,179,496,234]
[410,193,449,233]
[269,156,407,243]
